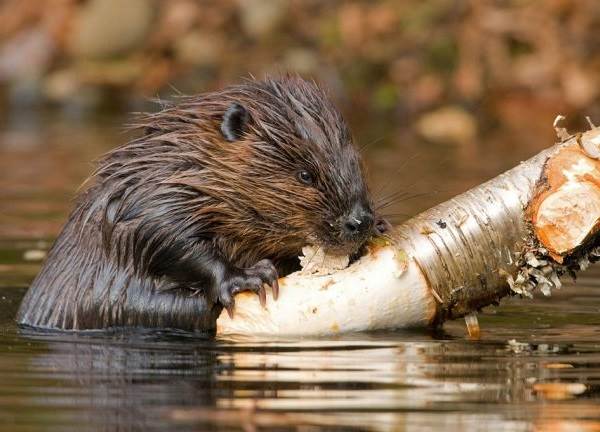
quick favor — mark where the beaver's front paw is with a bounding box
[218,259,279,319]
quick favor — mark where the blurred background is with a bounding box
[1,0,600,251]
[1,0,600,121]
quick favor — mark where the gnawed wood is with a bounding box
[529,129,600,261]
[217,243,437,336]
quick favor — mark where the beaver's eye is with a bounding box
[297,170,314,186]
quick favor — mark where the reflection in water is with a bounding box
[1,323,596,431]
[21,334,220,430]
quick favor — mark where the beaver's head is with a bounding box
[211,76,377,258]
[121,76,382,266]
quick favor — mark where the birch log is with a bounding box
[217,126,600,336]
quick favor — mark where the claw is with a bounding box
[272,279,279,301]
[225,303,235,320]
[258,284,267,308]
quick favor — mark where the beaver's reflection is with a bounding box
[22,331,230,430]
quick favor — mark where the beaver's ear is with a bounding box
[221,103,249,142]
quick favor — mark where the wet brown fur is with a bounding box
[17,76,376,332]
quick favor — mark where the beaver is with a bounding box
[17,76,386,332]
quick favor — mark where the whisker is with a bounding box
[372,153,422,197]
[377,189,415,202]
[382,216,411,225]
[168,83,185,96]
[380,212,412,219]
[376,189,420,208]
[304,245,323,268]
[376,191,433,211]
[374,178,422,203]
[359,135,386,152]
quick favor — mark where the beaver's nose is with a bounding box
[341,204,374,237]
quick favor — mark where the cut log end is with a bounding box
[529,130,600,261]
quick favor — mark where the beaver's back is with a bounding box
[17,194,219,332]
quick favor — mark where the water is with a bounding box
[1,112,600,431]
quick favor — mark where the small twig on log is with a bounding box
[553,115,570,141]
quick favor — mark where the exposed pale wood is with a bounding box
[217,245,437,336]
[529,132,600,260]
